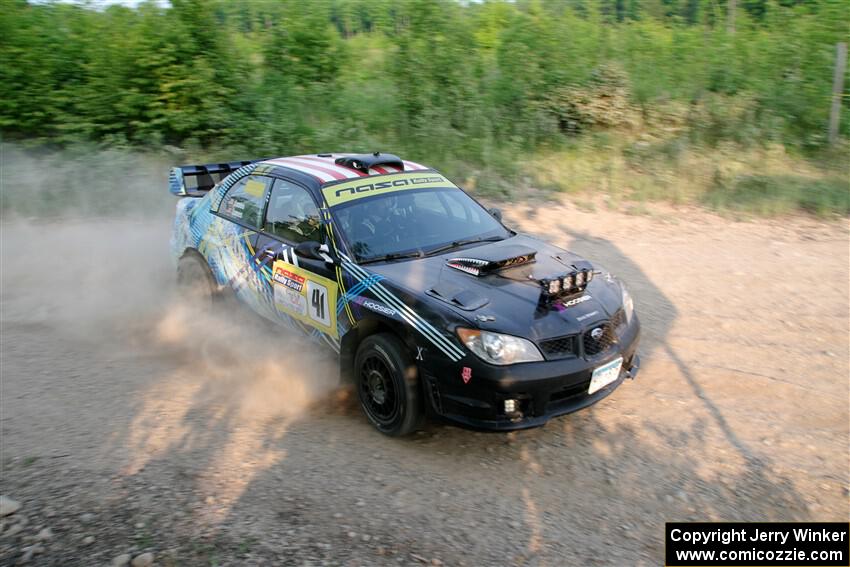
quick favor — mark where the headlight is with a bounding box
[621,284,635,324]
[456,328,543,365]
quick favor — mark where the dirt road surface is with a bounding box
[1,198,848,566]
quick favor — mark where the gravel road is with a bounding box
[1,197,848,566]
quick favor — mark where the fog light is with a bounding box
[504,399,518,413]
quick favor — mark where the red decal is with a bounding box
[461,367,472,384]
[274,267,306,284]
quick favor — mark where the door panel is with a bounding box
[255,177,343,346]
[270,257,339,339]
[204,175,272,316]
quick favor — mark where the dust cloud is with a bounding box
[0,144,341,427]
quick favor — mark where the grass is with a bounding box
[704,175,850,217]
[517,132,849,218]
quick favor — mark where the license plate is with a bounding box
[588,357,623,395]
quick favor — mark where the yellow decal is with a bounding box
[271,260,339,338]
[244,179,267,198]
[322,173,457,207]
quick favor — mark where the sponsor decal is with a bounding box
[461,366,472,384]
[576,310,599,322]
[323,173,458,207]
[361,299,396,317]
[333,175,444,198]
[275,284,307,316]
[560,294,592,308]
[271,259,339,338]
[352,296,397,317]
[273,266,306,292]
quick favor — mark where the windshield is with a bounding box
[331,187,510,263]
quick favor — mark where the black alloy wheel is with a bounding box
[354,333,423,436]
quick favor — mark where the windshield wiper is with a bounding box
[358,250,424,265]
[423,235,506,257]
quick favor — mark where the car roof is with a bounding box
[260,154,430,185]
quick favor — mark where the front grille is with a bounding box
[538,335,577,359]
[582,323,618,357]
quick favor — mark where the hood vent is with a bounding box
[446,245,536,277]
[428,282,490,311]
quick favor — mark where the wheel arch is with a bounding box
[339,316,414,383]
[178,247,206,262]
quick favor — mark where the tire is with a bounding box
[176,252,216,311]
[354,333,424,436]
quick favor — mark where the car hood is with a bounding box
[363,234,624,340]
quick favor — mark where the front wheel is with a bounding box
[354,333,424,436]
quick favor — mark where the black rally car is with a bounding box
[170,152,640,436]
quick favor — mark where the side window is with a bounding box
[264,179,322,243]
[218,175,271,229]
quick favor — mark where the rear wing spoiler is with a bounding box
[168,159,267,197]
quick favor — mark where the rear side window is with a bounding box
[264,179,322,243]
[217,175,271,228]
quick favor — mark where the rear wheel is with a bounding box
[176,252,216,311]
[355,333,423,436]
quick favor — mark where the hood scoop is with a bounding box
[446,245,536,277]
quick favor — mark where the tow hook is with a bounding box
[625,354,640,380]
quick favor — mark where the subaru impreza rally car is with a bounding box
[170,152,640,436]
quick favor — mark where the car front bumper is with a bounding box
[420,317,641,431]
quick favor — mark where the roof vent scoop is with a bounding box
[335,152,405,173]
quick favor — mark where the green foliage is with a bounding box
[0,0,847,208]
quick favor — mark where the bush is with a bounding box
[543,64,639,134]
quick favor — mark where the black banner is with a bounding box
[666,522,849,566]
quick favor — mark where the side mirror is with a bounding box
[294,241,337,264]
[488,207,503,222]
